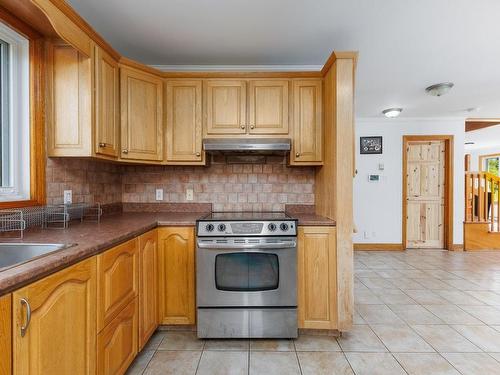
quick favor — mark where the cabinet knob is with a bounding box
[196,152,201,157]
[99,142,106,148]
[122,149,129,154]
[250,125,255,129]
[296,152,300,157]
[240,125,246,129]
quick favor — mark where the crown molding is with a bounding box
[149,64,323,72]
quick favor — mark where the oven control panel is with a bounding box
[197,220,297,236]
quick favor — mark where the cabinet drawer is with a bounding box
[97,298,138,375]
[97,238,139,331]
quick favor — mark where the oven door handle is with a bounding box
[197,242,296,250]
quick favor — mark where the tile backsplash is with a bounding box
[46,156,316,211]
[122,157,315,212]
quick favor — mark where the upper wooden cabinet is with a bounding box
[158,227,196,325]
[12,257,97,375]
[120,66,163,162]
[205,80,247,135]
[165,80,204,164]
[95,46,120,158]
[248,80,289,134]
[290,79,323,165]
[298,226,337,330]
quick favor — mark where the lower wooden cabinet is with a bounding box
[97,298,138,375]
[97,238,139,332]
[12,257,97,375]
[138,230,159,350]
[298,226,337,330]
[158,227,196,325]
[0,293,12,375]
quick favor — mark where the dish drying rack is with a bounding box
[0,203,102,239]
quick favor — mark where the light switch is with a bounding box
[63,190,72,205]
[155,189,164,201]
[186,189,194,201]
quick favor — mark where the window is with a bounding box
[0,22,30,202]
[486,156,499,176]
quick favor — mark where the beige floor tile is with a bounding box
[370,324,434,353]
[458,305,500,325]
[345,353,406,375]
[444,279,486,291]
[197,351,248,375]
[356,304,405,324]
[452,325,500,352]
[143,351,201,375]
[355,289,383,304]
[411,325,481,352]
[388,305,444,325]
[249,352,300,375]
[466,291,500,306]
[337,324,387,352]
[488,352,500,362]
[353,310,366,324]
[423,269,462,280]
[126,350,155,375]
[412,278,455,290]
[376,270,405,278]
[394,353,460,375]
[142,331,166,351]
[157,331,204,351]
[249,339,294,351]
[442,353,500,375]
[404,290,449,305]
[359,277,396,289]
[203,339,249,351]
[298,352,354,375]
[423,304,483,325]
[294,334,341,351]
[371,289,416,304]
[434,290,485,305]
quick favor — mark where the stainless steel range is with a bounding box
[196,212,298,339]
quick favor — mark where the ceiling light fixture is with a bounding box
[425,82,454,96]
[382,108,403,118]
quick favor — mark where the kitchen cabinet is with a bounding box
[95,45,120,158]
[120,66,163,162]
[158,227,196,325]
[165,80,204,164]
[97,298,138,375]
[297,226,337,329]
[291,80,323,165]
[97,238,139,332]
[12,257,97,375]
[0,294,11,375]
[248,80,289,134]
[138,230,159,350]
[205,80,247,135]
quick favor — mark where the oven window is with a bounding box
[215,252,279,292]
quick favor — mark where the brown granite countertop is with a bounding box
[0,212,207,296]
[291,213,336,226]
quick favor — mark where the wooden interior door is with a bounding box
[248,80,289,134]
[405,140,446,248]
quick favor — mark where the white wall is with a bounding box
[469,146,500,172]
[354,118,465,246]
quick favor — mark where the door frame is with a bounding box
[402,135,454,250]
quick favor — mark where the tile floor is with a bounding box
[127,249,500,374]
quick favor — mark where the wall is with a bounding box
[46,158,123,205]
[469,146,500,172]
[354,118,465,246]
[122,155,315,212]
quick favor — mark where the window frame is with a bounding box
[0,11,45,209]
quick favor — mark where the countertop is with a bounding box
[0,210,335,296]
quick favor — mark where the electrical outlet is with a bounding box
[155,189,164,201]
[63,190,72,205]
[186,188,194,201]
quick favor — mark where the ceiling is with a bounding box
[67,0,500,118]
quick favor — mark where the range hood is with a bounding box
[203,138,291,153]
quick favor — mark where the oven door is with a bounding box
[196,237,297,308]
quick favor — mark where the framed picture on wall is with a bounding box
[360,136,383,154]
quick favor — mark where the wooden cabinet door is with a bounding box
[97,298,138,375]
[291,80,323,165]
[12,258,97,375]
[205,80,247,135]
[0,294,11,375]
[248,80,289,134]
[95,46,119,158]
[298,226,337,330]
[165,80,204,164]
[158,227,195,325]
[97,238,139,332]
[120,67,163,161]
[138,230,158,350]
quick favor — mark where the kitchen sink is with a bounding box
[0,243,76,271]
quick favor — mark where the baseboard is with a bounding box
[450,244,464,251]
[353,243,404,251]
